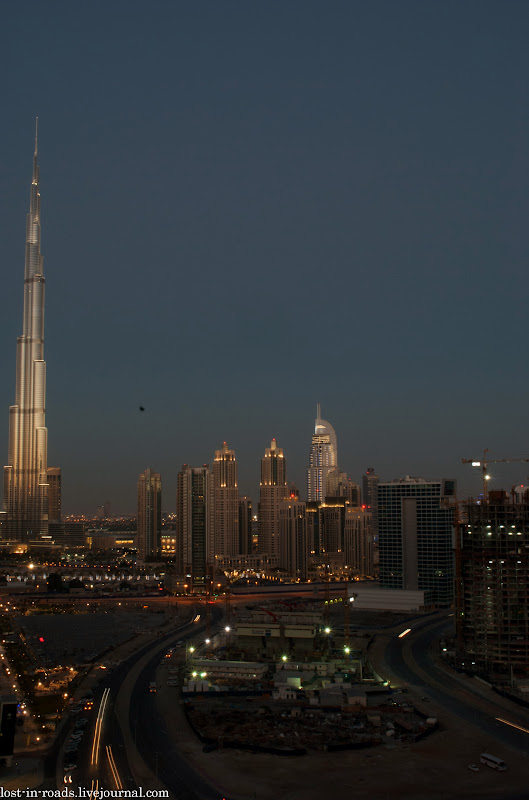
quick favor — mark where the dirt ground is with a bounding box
[157,672,525,800]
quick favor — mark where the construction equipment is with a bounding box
[462,449,529,500]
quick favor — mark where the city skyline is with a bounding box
[2,2,528,513]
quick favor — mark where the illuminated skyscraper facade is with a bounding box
[258,439,288,556]
[3,124,49,542]
[307,404,338,502]
[213,442,239,557]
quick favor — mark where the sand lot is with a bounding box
[169,713,525,800]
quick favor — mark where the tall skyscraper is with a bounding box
[176,465,213,588]
[258,438,288,556]
[307,404,338,502]
[137,469,161,560]
[212,442,239,557]
[3,123,50,542]
[378,476,455,605]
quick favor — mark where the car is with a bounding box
[468,765,479,772]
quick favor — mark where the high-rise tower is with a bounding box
[176,465,213,588]
[258,439,288,556]
[3,122,49,542]
[307,404,338,502]
[212,442,239,557]
[378,476,456,605]
[137,469,162,560]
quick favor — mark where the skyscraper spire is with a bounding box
[3,124,48,541]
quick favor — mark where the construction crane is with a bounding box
[461,449,529,500]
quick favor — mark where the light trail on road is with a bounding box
[495,717,529,734]
[398,628,411,638]
[91,687,110,766]
[89,779,99,800]
[106,744,123,789]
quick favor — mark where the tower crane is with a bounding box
[461,449,529,500]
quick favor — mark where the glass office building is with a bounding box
[378,476,456,606]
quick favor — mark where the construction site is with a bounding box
[179,595,436,755]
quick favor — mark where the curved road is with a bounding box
[383,616,529,756]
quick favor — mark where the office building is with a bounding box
[176,465,213,588]
[279,499,309,580]
[258,439,288,556]
[137,469,161,560]
[46,468,61,523]
[3,124,51,542]
[457,494,529,677]
[212,442,239,557]
[378,476,455,605]
[307,405,338,502]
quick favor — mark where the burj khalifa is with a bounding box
[3,122,49,542]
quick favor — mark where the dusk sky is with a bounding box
[1,1,528,514]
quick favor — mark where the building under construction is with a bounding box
[457,491,529,678]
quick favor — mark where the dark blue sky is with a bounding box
[2,1,528,514]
